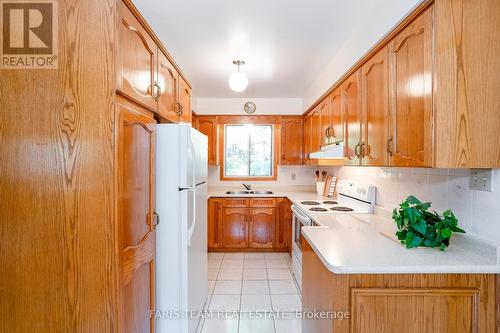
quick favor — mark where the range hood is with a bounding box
[309,142,345,159]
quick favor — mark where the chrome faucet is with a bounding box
[242,184,252,191]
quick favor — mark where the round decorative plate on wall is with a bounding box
[244,101,256,114]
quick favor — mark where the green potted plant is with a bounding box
[392,196,465,251]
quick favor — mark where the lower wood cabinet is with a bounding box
[302,238,499,333]
[222,207,248,248]
[208,197,291,251]
[248,208,276,248]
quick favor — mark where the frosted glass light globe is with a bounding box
[228,71,248,92]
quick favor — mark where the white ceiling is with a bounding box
[134,0,392,98]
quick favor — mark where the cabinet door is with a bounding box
[311,107,322,153]
[319,99,331,146]
[361,46,389,166]
[303,114,312,164]
[197,116,218,165]
[222,208,247,248]
[389,7,433,167]
[276,198,291,249]
[118,3,157,111]
[157,50,179,122]
[178,77,192,124]
[116,102,156,333]
[208,198,222,249]
[280,117,303,165]
[342,70,362,165]
[329,87,343,144]
[249,208,275,249]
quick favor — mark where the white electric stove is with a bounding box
[290,180,376,293]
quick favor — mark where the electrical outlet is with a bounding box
[470,169,493,192]
[291,173,296,181]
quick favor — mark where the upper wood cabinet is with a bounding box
[319,99,330,146]
[178,77,192,123]
[434,0,500,168]
[303,113,313,164]
[248,208,276,248]
[342,70,362,165]
[388,6,433,167]
[311,107,322,154]
[361,46,389,166]
[118,3,158,111]
[116,100,156,333]
[329,87,343,144]
[221,208,247,248]
[156,50,180,122]
[280,117,303,165]
[197,116,218,165]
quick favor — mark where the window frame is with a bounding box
[220,123,279,181]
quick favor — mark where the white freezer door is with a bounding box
[190,128,208,186]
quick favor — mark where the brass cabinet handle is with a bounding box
[152,212,160,229]
[387,136,394,156]
[175,102,183,116]
[360,143,366,157]
[151,82,161,100]
[354,143,361,157]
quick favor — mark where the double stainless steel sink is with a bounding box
[225,190,274,195]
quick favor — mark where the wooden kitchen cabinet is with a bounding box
[280,117,303,165]
[222,208,248,248]
[178,76,192,123]
[157,50,180,122]
[276,198,292,251]
[319,99,330,146]
[361,46,389,166]
[197,116,219,165]
[208,197,291,251]
[311,106,322,154]
[388,6,433,167]
[118,2,158,111]
[303,113,313,164]
[342,70,362,165]
[248,208,276,248]
[208,198,222,248]
[328,87,343,144]
[116,99,157,333]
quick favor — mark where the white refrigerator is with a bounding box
[155,124,208,333]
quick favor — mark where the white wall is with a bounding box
[334,167,500,244]
[303,0,421,110]
[195,98,303,115]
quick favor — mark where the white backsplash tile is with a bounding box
[335,167,500,244]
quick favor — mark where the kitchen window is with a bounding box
[222,124,276,180]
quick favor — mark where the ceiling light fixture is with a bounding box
[228,60,248,92]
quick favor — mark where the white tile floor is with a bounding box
[201,252,302,333]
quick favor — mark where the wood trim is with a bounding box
[497,274,500,333]
[122,0,192,89]
[302,0,433,116]
[219,123,279,181]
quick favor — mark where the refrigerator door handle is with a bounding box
[179,186,196,191]
[184,187,197,247]
[188,133,197,187]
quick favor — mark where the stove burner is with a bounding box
[330,206,354,212]
[309,207,328,212]
[300,201,320,205]
[322,200,338,205]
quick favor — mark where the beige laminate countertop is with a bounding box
[207,186,500,274]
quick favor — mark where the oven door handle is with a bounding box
[291,205,311,224]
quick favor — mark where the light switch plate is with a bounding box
[470,169,493,192]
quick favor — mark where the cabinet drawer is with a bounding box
[223,198,249,207]
[250,198,276,207]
